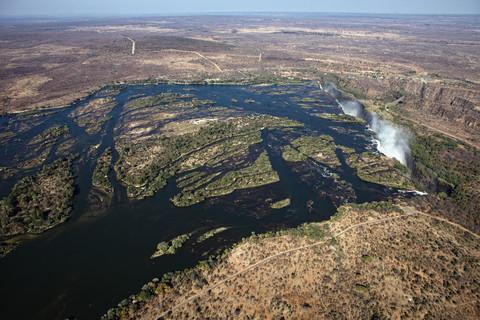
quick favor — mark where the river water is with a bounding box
[0,83,406,319]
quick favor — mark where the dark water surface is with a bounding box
[0,83,402,319]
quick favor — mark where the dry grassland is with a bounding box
[131,205,480,319]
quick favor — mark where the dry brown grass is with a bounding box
[1,15,479,150]
[131,205,480,319]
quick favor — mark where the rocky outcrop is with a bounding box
[332,75,480,139]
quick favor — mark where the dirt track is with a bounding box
[157,211,417,318]
[156,206,479,318]
[164,49,222,72]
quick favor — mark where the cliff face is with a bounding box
[333,75,480,144]
[400,80,480,131]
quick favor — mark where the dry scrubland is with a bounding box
[117,204,480,320]
[1,15,479,151]
[1,14,480,319]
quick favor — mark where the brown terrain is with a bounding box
[1,15,479,151]
[119,204,480,319]
[1,14,480,320]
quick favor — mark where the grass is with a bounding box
[270,198,291,209]
[282,145,306,162]
[290,135,340,167]
[172,151,280,207]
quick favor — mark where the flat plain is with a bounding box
[1,13,480,320]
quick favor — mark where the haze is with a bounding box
[1,0,480,17]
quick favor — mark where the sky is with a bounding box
[1,0,479,17]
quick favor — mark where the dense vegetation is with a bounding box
[172,151,279,207]
[316,112,365,124]
[115,115,302,199]
[29,125,70,146]
[281,145,306,162]
[0,242,18,258]
[151,233,192,258]
[411,134,476,200]
[92,147,114,192]
[341,147,416,190]
[0,155,77,236]
[409,133,480,233]
[287,135,340,167]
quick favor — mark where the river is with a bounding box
[0,82,407,319]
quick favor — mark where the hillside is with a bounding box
[106,203,480,319]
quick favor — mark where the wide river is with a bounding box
[0,83,405,319]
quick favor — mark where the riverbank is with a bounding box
[105,201,480,319]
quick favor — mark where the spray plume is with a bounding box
[324,83,412,168]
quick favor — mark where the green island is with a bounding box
[17,125,71,169]
[270,198,291,209]
[340,146,417,190]
[0,155,77,236]
[114,93,302,200]
[0,242,19,258]
[316,112,365,124]
[151,233,192,258]
[69,97,117,135]
[172,151,280,207]
[281,145,307,162]
[196,227,230,243]
[92,147,114,193]
[29,125,70,146]
[286,135,340,167]
[122,92,197,112]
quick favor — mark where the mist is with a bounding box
[324,83,412,168]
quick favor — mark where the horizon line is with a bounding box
[1,11,480,20]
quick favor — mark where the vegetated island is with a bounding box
[270,198,291,209]
[196,227,230,243]
[316,112,366,124]
[151,233,192,258]
[340,146,419,190]
[0,154,77,237]
[283,135,340,167]
[113,90,303,201]
[92,147,114,193]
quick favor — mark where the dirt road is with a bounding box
[156,207,479,318]
[157,212,417,318]
[127,37,136,55]
[165,49,222,72]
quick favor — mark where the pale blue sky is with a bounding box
[1,0,479,17]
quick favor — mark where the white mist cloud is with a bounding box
[369,115,410,166]
[324,83,411,167]
[338,100,364,118]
